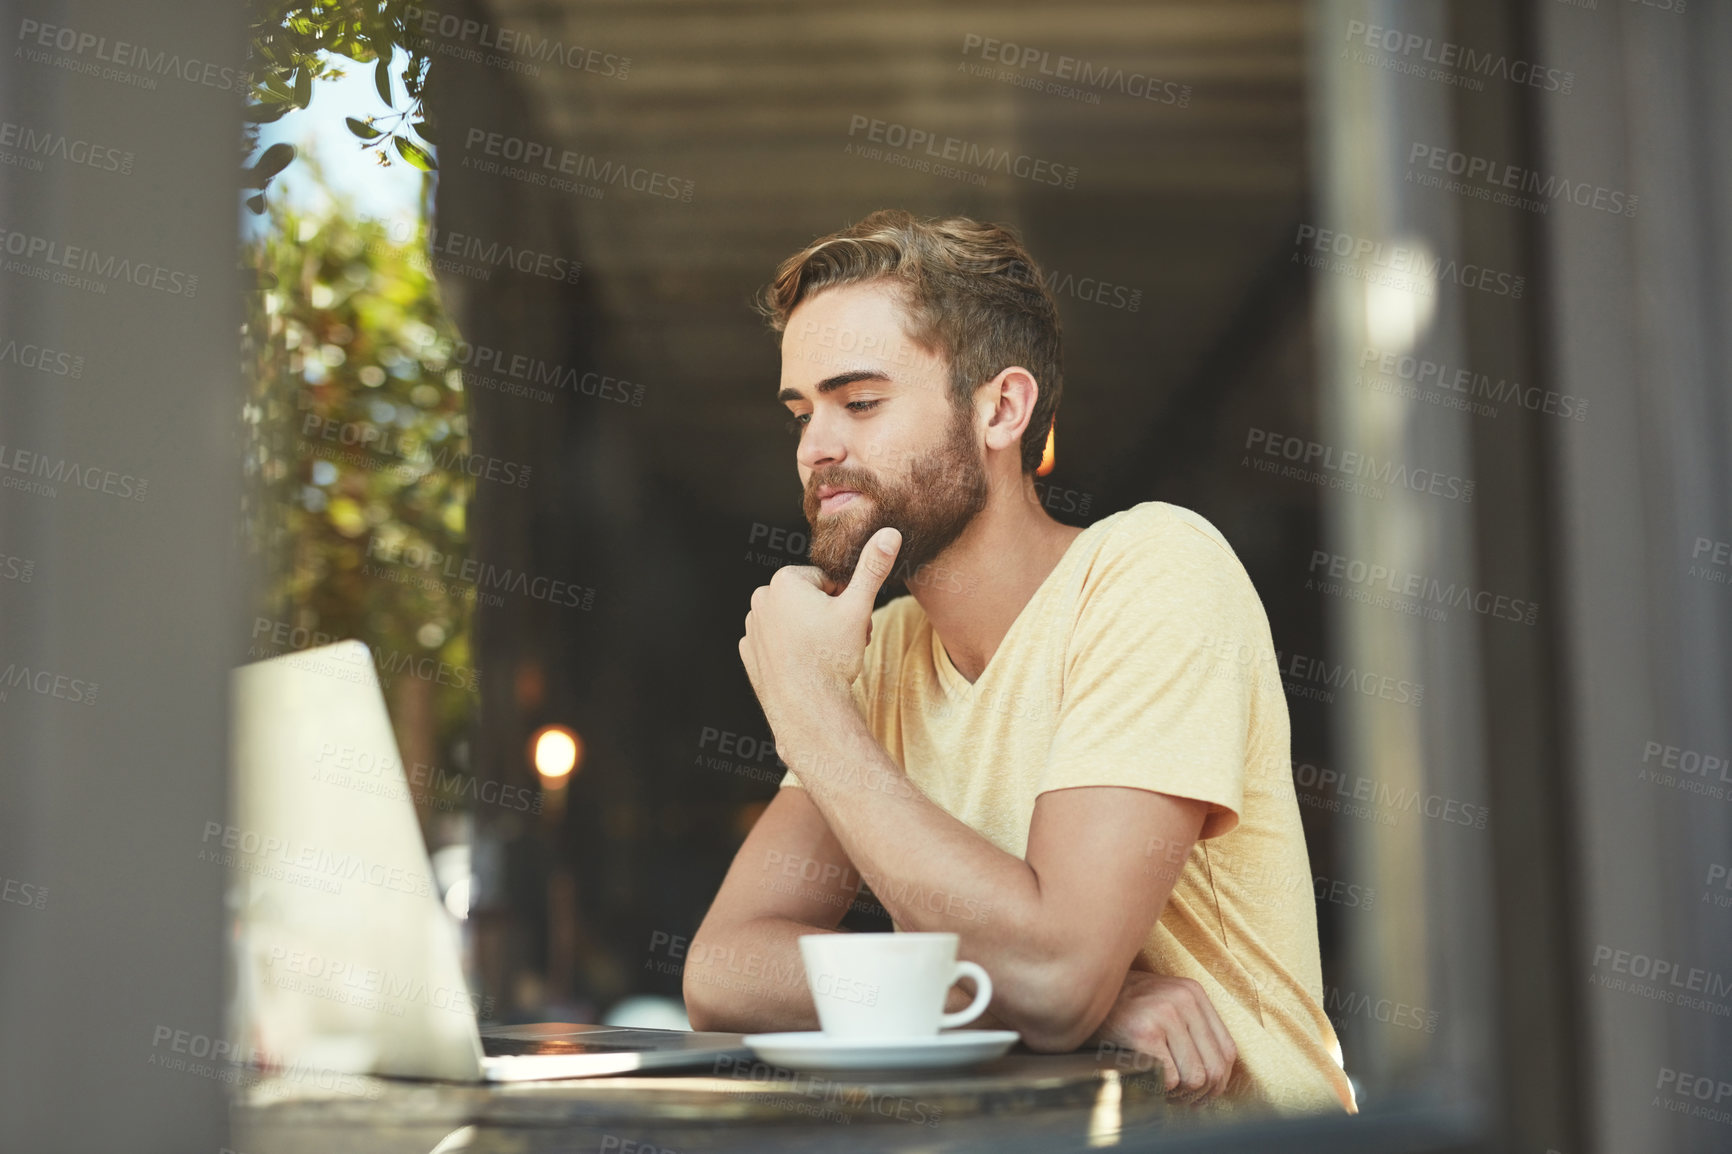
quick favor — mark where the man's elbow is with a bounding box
[1008,964,1114,1053]
[1019,1012,1106,1055]
[684,970,742,1034]
[681,974,708,1031]
[683,981,719,1033]
[681,934,727,1032]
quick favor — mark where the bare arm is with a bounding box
[683,786,861,1033]
[774,688,1208,1052]
[734,526,1228,1062]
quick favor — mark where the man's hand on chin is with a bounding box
[738,525,901,718]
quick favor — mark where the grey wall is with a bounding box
[1310,2,1732,1151]
[1537,2,1732,1151]
[0,1,243,1149]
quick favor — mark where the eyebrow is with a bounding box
[776,369,891,404]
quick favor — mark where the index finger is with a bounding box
[776,565,829,591]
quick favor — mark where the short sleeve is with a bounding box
[1037,511,1267,839]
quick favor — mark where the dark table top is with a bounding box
[230,1047,1275,1153]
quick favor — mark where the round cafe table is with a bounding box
[228,1045,1264,1153]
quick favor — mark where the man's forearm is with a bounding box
[731,529,1162,1048]
[683,916,839,1034]
[767,688,1091,1046]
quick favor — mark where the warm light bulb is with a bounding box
[532,725,580,782]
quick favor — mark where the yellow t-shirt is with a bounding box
[780,501,1356,1116]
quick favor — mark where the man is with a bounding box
[685,210,1356,1117]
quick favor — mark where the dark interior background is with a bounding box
[416,0,1344,1025]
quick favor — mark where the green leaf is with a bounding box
[409,118,437,145]
[246,193,266,215]
[255,142,295,179]
[293,63,312,110]
[245,102,291,124]
[374,58,393,107]
[346,117,384,141]
[405,56,427,98]
[394,136,436,172]
[377,37,394,67]
[244,142,297,188]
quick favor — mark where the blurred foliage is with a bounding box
[240,1,476,775]
[240,176,478,752]
[244,0,438,215]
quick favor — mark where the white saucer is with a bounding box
[741,1029,1020,1072]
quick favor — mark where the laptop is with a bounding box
[227,640,751,1082]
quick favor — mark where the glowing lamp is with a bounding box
[1036,421,1056,477]
[531,725,581,783]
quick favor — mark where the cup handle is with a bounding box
[938,960,993,1029]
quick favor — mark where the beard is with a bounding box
[802,403,990,588]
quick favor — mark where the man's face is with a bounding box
[777,281,990,586]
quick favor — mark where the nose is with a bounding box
[796,405,847,473]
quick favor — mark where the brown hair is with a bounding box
[757,209,1063,475]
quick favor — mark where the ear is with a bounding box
[979,366,1039,455]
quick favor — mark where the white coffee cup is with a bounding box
[798,932,993,1038]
